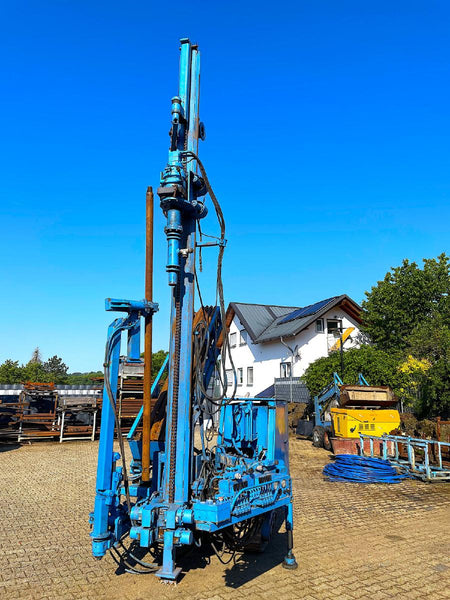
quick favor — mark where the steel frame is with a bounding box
[360,433,450,481]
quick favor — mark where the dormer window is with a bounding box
[327,319,342,333]
[280,362,291,378]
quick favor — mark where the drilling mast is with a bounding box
[90,38,297,582]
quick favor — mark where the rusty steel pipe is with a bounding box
[142,187,154,483]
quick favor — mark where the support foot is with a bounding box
[155,530,181,582]
[282,551,298,570]
[155,566,182,581]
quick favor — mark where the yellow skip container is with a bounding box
[331,408,400,439]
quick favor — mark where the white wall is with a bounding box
[224,308,361,397]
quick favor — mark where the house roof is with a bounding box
[255,383,275,398]
[229,295,362,344]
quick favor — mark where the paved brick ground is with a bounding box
[1,438,449,600]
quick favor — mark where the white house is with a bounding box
[224,295,362,397]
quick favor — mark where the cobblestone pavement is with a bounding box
[1,438,449,600]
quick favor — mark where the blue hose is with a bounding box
[323,454,407,484]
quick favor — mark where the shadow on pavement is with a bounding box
[223,532,286,588]
[0,442,21,453]
[110,530,287,587]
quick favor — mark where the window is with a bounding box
[327,319,342,333]
[280,362,291,378]
[237,368,243,385]
[239,330,247,346]
[315,319,324,333]
[230,332,237,348]
[247,366,253,386]
[226,369,233,387]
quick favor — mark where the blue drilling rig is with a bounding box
[90,38,298,582]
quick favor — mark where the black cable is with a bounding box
[118,540,158,569]
[109,533,159,575]
[193,318,225,409]
[110,545,158,575]
[191,299,230,413]
[182,150,237,404]
[103,328,134,518]
[210,539,236,564]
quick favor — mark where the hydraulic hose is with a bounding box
[181,150,237,404]
[103,327,134,515]
[323,454,408,484]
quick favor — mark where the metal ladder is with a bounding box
[360,433,450,481]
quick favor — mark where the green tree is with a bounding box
[361,253,449,351]
[66,371,103,385]
[22,360,50,383]
[302,345,408,399]
[0,360,24,384]
[140,349,169,381]
[152,350,168,381]
[43,355,69,384]
[30,347,42,364]
[304,253,449,417]
[407,315,450,417]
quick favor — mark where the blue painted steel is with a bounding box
[172,212,196,502]
[91,38,297,582]
[126,354,169,480]
[312,372,369,430]
[358,373,369,386]
[160,41,205,526]
[91,299,158,557]
[156,40,206,579]
[360,434,450,481]
[165,209,182,287]
[91,320,122,558]
[105,298,157,313]
[126,354,169,441]
[127,319,141,362]
[175,43,201,506]
[313,372,343,429]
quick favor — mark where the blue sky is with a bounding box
[1,1,449,371]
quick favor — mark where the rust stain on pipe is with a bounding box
[142,187,153,483]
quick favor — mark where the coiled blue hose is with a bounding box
[323,454,407,483]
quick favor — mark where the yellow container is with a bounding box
[330,408,400,439]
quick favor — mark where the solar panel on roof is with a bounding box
[279,297,336,325]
